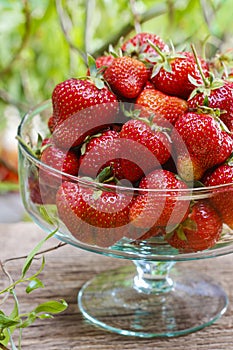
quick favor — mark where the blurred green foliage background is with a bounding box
[0,0,233,194]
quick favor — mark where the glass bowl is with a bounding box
[17,100,233,337]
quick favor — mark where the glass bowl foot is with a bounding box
[78,264,228,338]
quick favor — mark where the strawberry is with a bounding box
[28,174,57,205]
[79,129,124,179]
[203,161,233,229]
[56,179,134,247]
[119,118,171,182]
[172,112,233,181]
[150,51,209,99]
[143,80,155,90]
[121,32,169,61]
[51,78,118,149]
[136,88,188,127]
[40,143,79,186]
[129,169,190,231]
[134,227,165,242]
[208,48,233,78]
[48,115,56,133]
[104,56,149,99]
[187,45,233,132]
[166,200,223,252]
[188,80,233,133]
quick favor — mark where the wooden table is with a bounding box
[1,222,233,349]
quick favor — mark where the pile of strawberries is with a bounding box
[31,32,233,252]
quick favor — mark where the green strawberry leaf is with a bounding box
[92,189,103,200]
[81,133,102,155]
[182,217,197,232]
[87,54,98,77]
[176,226,188,241]
[108,44,122,58]
[188,74,201,87]
[96,166,113,183]
[193,180,205,188]
[151,62,163,77]
[203,95,209,106]
[92,77,105,90]
[163,60,173,73]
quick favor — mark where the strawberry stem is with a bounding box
[16,135,37,158]
[190,44,210,88]
[147,39,166,62]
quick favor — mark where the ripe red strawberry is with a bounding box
[173,112,233,181]
[135,227,165,241]
[51,78,118,148]
[56,180,134,247]
[28,175,57,205]
[150,51,209,99]
[136,88,188,127]
[121,32,169,61]
[48,115,56,133]
[79,129,124,179]
[40,143,79,186]
[129,169,190,231]
[104,56,149,99]
[143,80,155,90]
[188,81,233,133]
[119,119,171,182]
[166,200,223,252]
[203,161,233,229]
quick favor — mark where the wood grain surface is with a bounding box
[1,222,233,350]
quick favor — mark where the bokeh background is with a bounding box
[1,0,233,220]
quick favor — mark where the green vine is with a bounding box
[0,230,67,350]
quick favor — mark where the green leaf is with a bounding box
[26,277,44,294]
[33,299,68,315]
[21,230,57,278]
[38,206,55,225]
[87,53,98,76]
[37,314,54,320]
[188,74,200,87]
[93,77,105,89]
[182,217,198,231]
[10,290,19,320]
[163,60,173,73]
[92,189,103,200]
[176,226,188,241]
[96,166,113,183]
[0,314,20,329]
[151,62,163,77]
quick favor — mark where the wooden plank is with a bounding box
[1,222,233,349]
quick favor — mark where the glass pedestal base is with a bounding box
[78,264,228,338]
